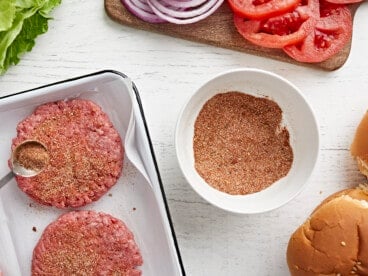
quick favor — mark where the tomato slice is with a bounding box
[283,2,352,63]
[228,0,301,20]
[324,0,362,4]
[233,0,319,48]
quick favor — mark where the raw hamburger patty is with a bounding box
[32,210,143,275]
[11,99,124,208]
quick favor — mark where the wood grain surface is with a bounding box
[105,0,357,71]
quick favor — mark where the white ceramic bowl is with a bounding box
[175,68,319,214]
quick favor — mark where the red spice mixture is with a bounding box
[14,141,49,172]
[193,91,293,195]
[32,210,142,275]
[11,99,124,208]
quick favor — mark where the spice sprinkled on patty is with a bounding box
[11,99,124,208]
[32,210,142,275]
[193,92,293,195]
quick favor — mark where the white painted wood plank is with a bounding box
[0,1,367,275]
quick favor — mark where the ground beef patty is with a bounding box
[32,210,143,275]
[11,99,123,208]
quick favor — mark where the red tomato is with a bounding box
[233,0,319,48]
[324,0,362,3]
[228,0,301,20]
[283,2,352,63]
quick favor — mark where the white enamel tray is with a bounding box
[0,70,184,276]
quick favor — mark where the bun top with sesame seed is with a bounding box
[286,185,368,276]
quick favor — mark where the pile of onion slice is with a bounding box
[121,0,224,24]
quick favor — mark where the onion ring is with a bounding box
[121,0,167,23]
[147,0,224,23]
[122,0,224,24]
[148,0,219,18]
[159,0,209,8]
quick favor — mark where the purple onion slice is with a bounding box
[147,0,224,24]
[121,0,167,23]
[159,0,209,8]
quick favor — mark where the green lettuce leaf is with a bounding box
[15,0,45,9]
[0,0,61,75]
[0,2,16,32]
[15,0,61,13]
[0,8,37,68]
[39,0,61,17]
[1,13,49,75]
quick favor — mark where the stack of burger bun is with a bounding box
[287,111,368,276]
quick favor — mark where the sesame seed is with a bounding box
[341,241,346,246]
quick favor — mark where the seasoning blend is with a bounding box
[12,140,49,176]
[193,91,293,195]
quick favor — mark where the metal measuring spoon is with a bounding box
[0,140,49,188]
[11,140,49,177]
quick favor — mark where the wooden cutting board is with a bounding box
[105,0,359,70]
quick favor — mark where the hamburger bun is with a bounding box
[287,185,368,276]
[351,110,368,178]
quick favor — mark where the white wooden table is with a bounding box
[0,1,367,275]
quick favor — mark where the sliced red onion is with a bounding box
[148,0,219,18]
[147,0,224,23]
[135,0,157,13]
[121,0,167,23]
[159,0,209,8]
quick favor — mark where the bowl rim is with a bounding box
[175,67,320,214]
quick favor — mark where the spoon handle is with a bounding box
[0,171,14,189]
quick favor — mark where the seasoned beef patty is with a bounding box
[32,210,143,275]
[11,99,124,208]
